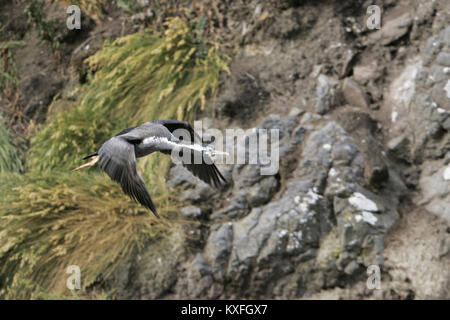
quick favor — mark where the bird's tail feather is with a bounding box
[72,155,99,172]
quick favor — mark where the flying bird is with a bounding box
[72,120,227,218]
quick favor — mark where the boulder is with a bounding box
[342,78,369,109]
[367,12,412,46]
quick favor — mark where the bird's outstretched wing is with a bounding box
[98,136,159,218]
[182,149,227,188]
[153,120,227,188]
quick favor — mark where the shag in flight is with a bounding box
[72,120,227,218]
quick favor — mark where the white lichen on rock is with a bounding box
[361,211,378,226]
[444,80,450,99]
[444,166,450,181]
[348,192,379,212]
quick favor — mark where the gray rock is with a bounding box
[367,12,412,46]
[186,254,214,298]
[167,165,196,188]
[298,248,318,263]
[337,251,354,270]
[344,261,360,275]
[341,49,358,78]
[292,125,308,145]
[373,235,384,255]
[233,164,264,187]
[180,206,203,219]
[246,176,279,207]
[359,137,390,187]
[442,26,450,46]
[301,112,322,125]
[181,182,216,203]
[388,50,450,164]
[422,36,443,65]
[338,210,371,251]
[268,8,302,39]
[353,61,380,85]
[436,52,450,67]
[204,223,233,281]
[111,229,184,299]
[261,114,298,139]
[211,194,250,220]
[289,107,304,117]
[429,64,449,83]
[210,112,303,224]
[407,94,450,162]
[199,122,404,296]
[418,160,450,223]
[387,135,411,163]
[442,117,450,131]
[342,78,369,109]
[315,74,339,114]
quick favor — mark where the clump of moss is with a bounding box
[316,227,342,269]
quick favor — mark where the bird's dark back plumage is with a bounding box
[114,125,139,137]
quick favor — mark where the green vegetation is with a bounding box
[65,0,107,21]
[0,171,172,299]
[0,17,229,299]
[0,117,23,173]
[317,227,343,268]
[114,0,144,14]
[24,0,63,51]
[28,17,229,187]
[0,40,22,98]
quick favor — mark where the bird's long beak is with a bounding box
[71,155,99,172]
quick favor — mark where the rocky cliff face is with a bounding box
[1,0,449,299]
[109,0,449,300]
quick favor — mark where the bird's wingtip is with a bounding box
[152,210,160,219]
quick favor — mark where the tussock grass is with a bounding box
[28,103,126,173]
[0,117,22,173]
[28,17,229,187]
[0,172,173,299]
[1,17,229,299]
